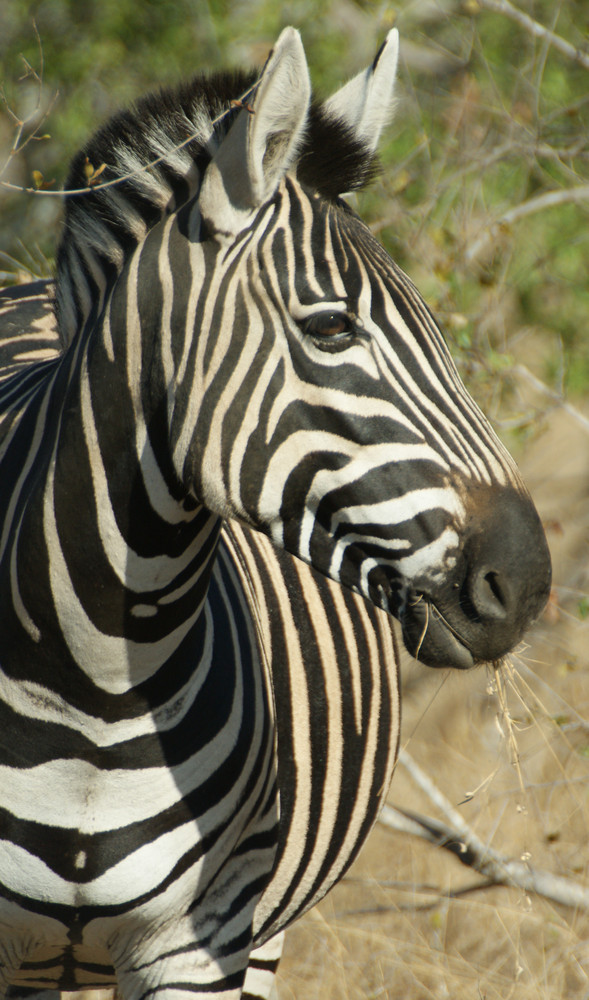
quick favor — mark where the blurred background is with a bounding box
[2,1,589,996]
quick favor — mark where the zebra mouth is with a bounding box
[399,592,475,671]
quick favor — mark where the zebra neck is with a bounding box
[3,326,224,697]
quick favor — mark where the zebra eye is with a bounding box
[304,311,353,340]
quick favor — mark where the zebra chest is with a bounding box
[0,554,280,990]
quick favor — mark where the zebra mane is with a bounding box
[55,68,379,345]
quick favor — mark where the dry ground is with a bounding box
[278,387,589,997]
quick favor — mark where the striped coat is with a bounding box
[0,27,550,1000]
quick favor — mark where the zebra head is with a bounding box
[174,29,550,670]
[60,29,550,672]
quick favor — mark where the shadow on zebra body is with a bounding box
[0,26,550,1000]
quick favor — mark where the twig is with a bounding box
[476,0,589,73]
[380,802,589,910]
[1,79,259,199]
[397,748,476,836]
[0,21,57,183]
[380,750,589,911]
[465,184,589,262]
[338,878,494,915]
[512,363,589,436]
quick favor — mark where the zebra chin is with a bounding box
[398,574,549,671]
[400,598,476,670]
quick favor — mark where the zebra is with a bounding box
[0,26,551,1000]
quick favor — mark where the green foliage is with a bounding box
[2,0,589,405]
[365,1,589,407]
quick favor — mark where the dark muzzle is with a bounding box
[400,483,552,669]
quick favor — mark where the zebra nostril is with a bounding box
[469,566,510,622]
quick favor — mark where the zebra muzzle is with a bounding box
[399,483,552,670]
[400,593,476,670]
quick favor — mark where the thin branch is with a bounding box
[397,748,476,835]
[476,0,589,72]
[339,879,494,916]
[380,750,589,911]
[512,363,589,436]
[465,184,589,261]
[380,802,589,910]
[0,22,56,184]
[1,79,259,198]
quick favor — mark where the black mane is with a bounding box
[55,65,379,344]
[63,68,379,205]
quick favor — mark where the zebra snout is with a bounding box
[463,566,512,624]
[456,483,551,660]
[400,483,551,671]
[461,483,552,631]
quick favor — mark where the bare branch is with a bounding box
[465,184,589,262]
[0,22,56,184]
[379,800,589,911]
[0,79,260,199]
[512,363,589,436]
[0,22,258,202]
[382,747,589,911]
[476,0,589,72]
[397,748,476,835]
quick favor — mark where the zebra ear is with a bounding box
[199,27,311,238]
[323,28,399,153]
